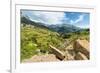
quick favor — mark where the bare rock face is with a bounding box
[49,45,65,60]
[74,52,88,60]
[73,39,90,59]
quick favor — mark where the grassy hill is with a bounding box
[21,24,65,61]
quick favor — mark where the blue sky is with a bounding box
[21,10,90,28]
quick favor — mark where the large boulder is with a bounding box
[74,52,88,60]
[49,45,65,60]
[73,39,90,59]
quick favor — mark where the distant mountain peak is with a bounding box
[21,16,83,34]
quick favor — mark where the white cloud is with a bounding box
[29,11,68,25]
[77,24,89,29]
[75,15,84,23]
[70,14,85,24]
[70,20,74,24]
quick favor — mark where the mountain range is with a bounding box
[21,16,88,34]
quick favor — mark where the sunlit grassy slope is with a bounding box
[21,23,89,61]
[21,25,65,61]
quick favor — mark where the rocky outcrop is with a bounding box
[73,39,90,59]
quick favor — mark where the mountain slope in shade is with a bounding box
[48,24,82,34]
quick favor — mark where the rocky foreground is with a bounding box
[22,39,89,63]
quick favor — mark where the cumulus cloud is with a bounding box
[29,11,68,25]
